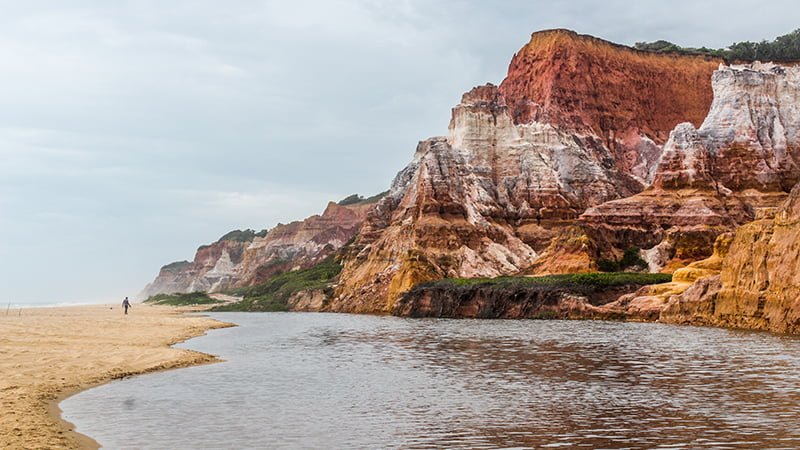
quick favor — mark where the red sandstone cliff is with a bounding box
[501,30,716,136]
[329,31,722,313]
[500,29,719,181]
[580,63,800,271]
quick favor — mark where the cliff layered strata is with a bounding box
[499,29,719,181]
[580,63,800,270]
[236,201,372,286]
[332,32,723,313]
[140,201,373,298]
[599,232,734,321]
[329,86,639,313]
[140,238,252,299]
[660,182,800,333]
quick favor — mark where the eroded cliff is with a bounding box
[580,63,800,271]
[500,29,719,181]
[142,30,800,334]
[139,200,375,298]
[660,182,800,333]
[330,31,722,313]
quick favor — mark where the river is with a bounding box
[61,313,800,449]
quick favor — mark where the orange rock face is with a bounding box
[661,182,800,333]
[500,29,719,179]
[599,232,734,321]
[500,30,718,138]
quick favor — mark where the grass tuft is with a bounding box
[144,291,222,306]
[413,272,672,290]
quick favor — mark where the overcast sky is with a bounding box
[1,0,796,304]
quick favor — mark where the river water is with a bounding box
[61,313,800,449]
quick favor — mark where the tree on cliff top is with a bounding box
[216,229,267,243]
[635,28,800,62]
[338,190,389,206]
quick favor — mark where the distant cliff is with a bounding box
[139,198,377,299]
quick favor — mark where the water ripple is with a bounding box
[62,313,800,449]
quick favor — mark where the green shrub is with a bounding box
[597,258,620,272]
[144,291,221,306]
[362,190,389,203]
[634,28,800,62]
[620,247,647,269]
[338,194,363,205]
[414,272,672,290]
[161,260,192,271]
[217,229,260,243]
[597,247,646,272]
[214,257,342,312]
[338,191,388,206]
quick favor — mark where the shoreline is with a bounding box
[7,304,794,450]
[51,319,230,450]
[49,336,224,450]
[0,303,233,450]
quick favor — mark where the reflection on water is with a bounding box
[62,313,800,449]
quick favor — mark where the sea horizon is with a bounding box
[2,298,118,309]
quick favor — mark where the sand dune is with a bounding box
[0,303,230,449]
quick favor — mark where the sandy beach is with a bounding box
[0,303,231,450]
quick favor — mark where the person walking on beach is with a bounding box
[122,297,131,315]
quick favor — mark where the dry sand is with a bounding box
[0,303,232,449]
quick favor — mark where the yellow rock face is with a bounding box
[662,184,800,333]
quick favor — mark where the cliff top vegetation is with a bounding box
[634,29,800,62]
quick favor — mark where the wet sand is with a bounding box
[0,303,231,449]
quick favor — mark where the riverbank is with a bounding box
[394,273,673,319]
[0,303,231,449]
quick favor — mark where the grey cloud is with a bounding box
[1,0,796,303]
